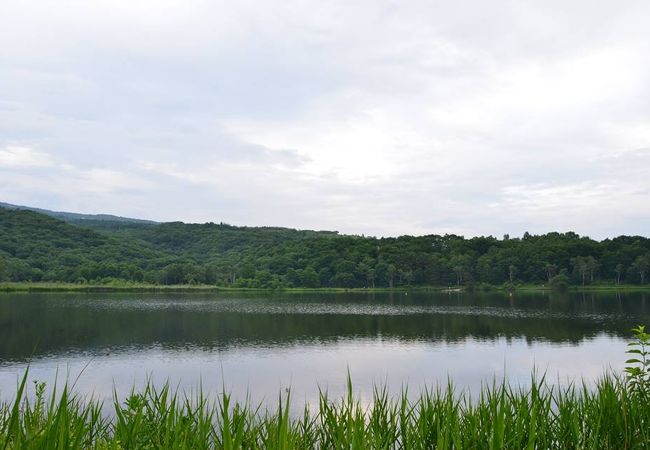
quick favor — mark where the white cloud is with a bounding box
[1,0,650,237]
[0,145,55,168]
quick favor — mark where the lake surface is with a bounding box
[0,291,648,408]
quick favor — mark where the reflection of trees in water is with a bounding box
[0,292,648,361]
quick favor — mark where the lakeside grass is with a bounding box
[1,371,649,449]
[2,281,650,293]
[0,282,455,293]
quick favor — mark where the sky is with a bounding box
[1,0,649,238]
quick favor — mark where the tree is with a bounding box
[631,256,650,284]
[357,259,376,288]
[585,256,599,283]
[5,206,650,289]
[449,254,470,286]
[330,271,355,288]
[543,263,557,282]
[570,257,589,286]
[549,274,570,291]
[387,264,397,288]
[300,267,320,288]
[508,264,517,283]
[400,269,414,286]
[615,264,624,285]
[254,270,275,288]
[0,256,5,281]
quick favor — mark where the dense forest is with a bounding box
[1,206,650,288]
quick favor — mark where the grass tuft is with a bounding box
[1,371,649,449]
[1,327,649,448]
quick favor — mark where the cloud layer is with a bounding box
[1,0,649,237]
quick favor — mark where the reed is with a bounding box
[1,329,649,449]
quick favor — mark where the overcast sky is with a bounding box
[1,0,649,238]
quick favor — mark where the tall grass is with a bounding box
[2,327,649,448]
[1,373,648,449]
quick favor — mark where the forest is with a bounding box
[1,207,650,288]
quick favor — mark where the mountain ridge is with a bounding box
[1,203,649,288]
[0,201,158,225]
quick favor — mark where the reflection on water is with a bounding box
[0,291,648,405]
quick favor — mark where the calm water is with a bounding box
[0,291,648,407]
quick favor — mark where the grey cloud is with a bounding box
[1,0,650,238]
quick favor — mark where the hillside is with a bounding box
[0,208,170,283]
[1,206,649,288]
[0,202,157,225]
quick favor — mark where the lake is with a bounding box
[0,291,648,408]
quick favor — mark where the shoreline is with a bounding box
[1,281,650,293]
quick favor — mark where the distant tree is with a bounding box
[330,271,355,288]
[570,257,589,286]
[4,207,650,289]
[240,262,256,279]
[585,256,599,283]
[318,268,332,287]
[162,264,184,284]
[0,256,5,281]
[631,255,650,284]
[387,264,397,288]
[300,267,320,288]
[450,254,470,285]
[254,270,275,288]
[615,264,624,285]
[508,264,517,283]
[543,263,557,282]
[357,259,376,288]
[285,268,301,287]
[549,274,570,291]
[400,269,414,286]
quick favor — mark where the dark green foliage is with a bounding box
[0,209,168,283]
[2,207,650,288]
[548,274,570,291]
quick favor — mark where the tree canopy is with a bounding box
[1,207,650,288]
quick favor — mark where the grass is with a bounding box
[2,280,650,293]
[0,281,452,293]
[1,328,649,448]
[0,281,224,293]
[0,372,648,448]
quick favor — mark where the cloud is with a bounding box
[1,0,650,237]
[0,145,55,168]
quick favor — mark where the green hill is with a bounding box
[0,208,169,283]
[1,205,649,288]
[0,202,157,225]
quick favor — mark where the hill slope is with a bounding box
[1,206,649,287]
[0,208,169,282]
[0,202,157,225]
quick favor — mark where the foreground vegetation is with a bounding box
[1,327,649,449]
[2,206,650,290]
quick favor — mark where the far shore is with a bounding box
[1,281,650,293]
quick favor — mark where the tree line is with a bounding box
[1,208,650,288]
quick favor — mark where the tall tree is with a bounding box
[543,263,557,282]
[570,257,589,286]
[585,256,599,283]
[631,255,650,284]
[615,264,624,285]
